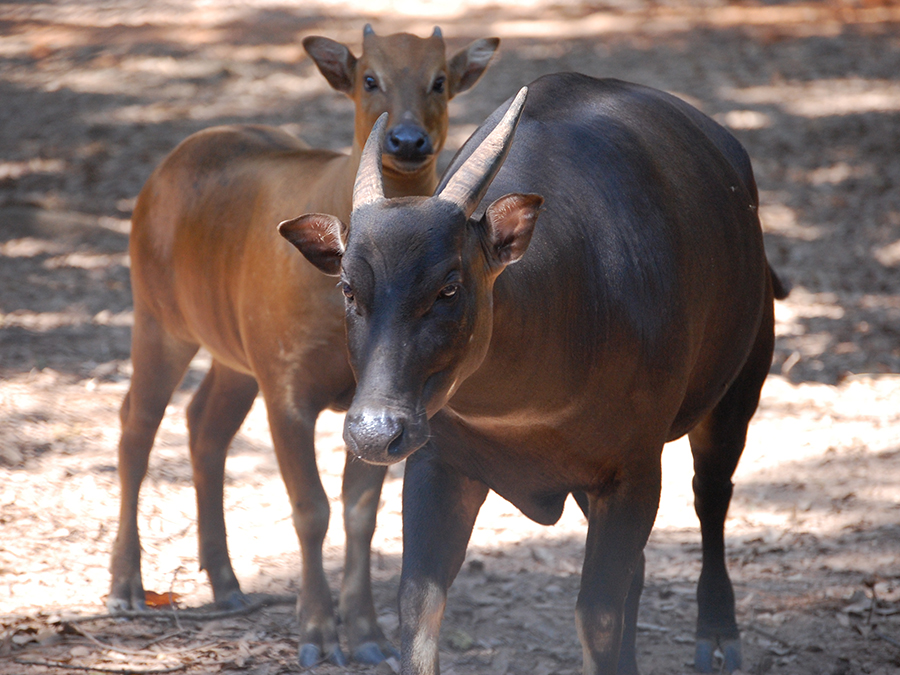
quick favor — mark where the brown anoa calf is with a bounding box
[108,25,498,666]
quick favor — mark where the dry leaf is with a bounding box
[144,590,182,607]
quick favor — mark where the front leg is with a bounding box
[399,447,489,675]
[340,452,394,663]
[578,458,661,675]
[263,397,343,666]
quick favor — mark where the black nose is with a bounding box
[344,409,409,464]
[385,124,433,161]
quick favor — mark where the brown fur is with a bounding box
[109,28,498,665]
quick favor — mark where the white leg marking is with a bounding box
[410,581,446,675]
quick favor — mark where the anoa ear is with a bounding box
[484,193,543,267]
[448,38,500,97]
[303,36,357,94]
[278,213,346,276]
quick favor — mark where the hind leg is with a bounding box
[689,298,775,673]
[186,360,259,608]
[109,307,198,612]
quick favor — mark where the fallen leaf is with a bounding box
[144,590,181,607]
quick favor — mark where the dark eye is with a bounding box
[432,75,445,93]
[364,75,378,92]
[437,283,459,300]
[341,282,354,301]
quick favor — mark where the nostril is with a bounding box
[415,137,426,149]
[387,429,405,456]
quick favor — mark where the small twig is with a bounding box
[62,594,295,624]
[138,630,188,650]
[69,623,150,656]
[873,630,900,649]
[146,641,220,656]
[747,623,794,649]
[857,580,899,650]
[866,581,878,628]
[169,567,185,631]
[67,622,218,657]
[12,658,187,674]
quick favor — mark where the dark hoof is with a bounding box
[721,638,742,673]
[694,638,715,673]
[106,596,147,614]
[216,589,251,611]
[298,643,321,667]
[694,638,742,674]
[353,641,391,665]
[327,645,348,667]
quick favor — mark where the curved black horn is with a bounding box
[353,113,388,210]
[432,26,442,38]
[437,87,528,218]
[363,23,375,37]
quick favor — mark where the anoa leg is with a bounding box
[339,452,394,663]
[186,360,259,609]
[617,551,645,675]
[572,495,645,674]
[399,447,489,675]
[262,392,343,666]
[688,295,775,673]
[576,461,661,675]
[109,307,198,612]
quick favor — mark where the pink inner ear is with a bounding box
[303,37,356,94]
[486,193,543,265]
[278,213,346,276]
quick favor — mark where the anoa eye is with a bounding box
[432,75,446,94]
[363,75,378,92]
[341,282,354,301]
[437,283,459,300]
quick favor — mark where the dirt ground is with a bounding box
[1,1,900,674]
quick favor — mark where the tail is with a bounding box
[769,264,791,300]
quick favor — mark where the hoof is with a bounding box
[299,643,348,667]
[216,589,251,611]
[353,641,398,665]
[694,638,715,673]
[721,638,742,673]
[106,596,147,614]
[298,643,321,667]
[694,638,743,674]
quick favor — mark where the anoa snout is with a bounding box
[385,123,434,163]
[343,404,429,465]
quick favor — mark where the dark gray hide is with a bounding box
[282,72,779,675]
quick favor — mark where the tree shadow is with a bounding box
[4,5,897,385]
